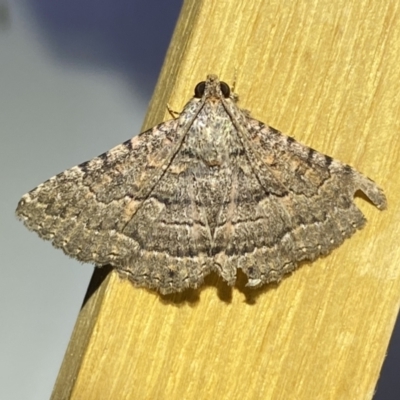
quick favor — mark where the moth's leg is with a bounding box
[166,104,180,119]
[229,71,251,116]
[231,68,238,95]
[230,92,240,104]
[230,73,239,104]
[241,107,252,117]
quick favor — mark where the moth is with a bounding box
[16,75,386,294]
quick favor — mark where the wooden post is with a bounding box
[52,0,400,399]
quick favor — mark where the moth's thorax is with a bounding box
[186,100,240,168]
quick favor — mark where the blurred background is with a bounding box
[0,1,398,399]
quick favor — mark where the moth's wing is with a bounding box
[245,118,386,208]
[228,116,386,286]
[16,117,216,294]
[16,119,186,267]
[118,141,217,294]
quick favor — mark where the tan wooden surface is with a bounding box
[52,0,400,399]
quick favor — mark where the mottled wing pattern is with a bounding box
[227,116,387,286]
[120,100,249,293]
[16,119,189,267]
[16,74,386,294]
[118,137,216,293]
[16,110,222,294]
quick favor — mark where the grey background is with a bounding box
[0,1,398,399]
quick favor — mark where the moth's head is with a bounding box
[194,74,230,100]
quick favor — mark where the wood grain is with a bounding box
[52,0,400,399]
